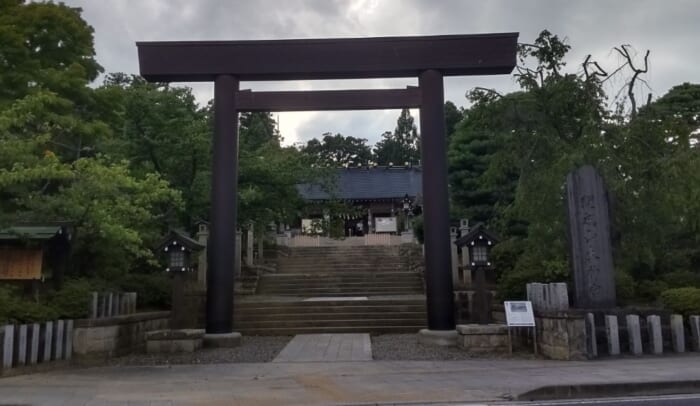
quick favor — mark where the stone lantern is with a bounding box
[455,223,500,324]
[160,230,205,272]
[159,229,205,329]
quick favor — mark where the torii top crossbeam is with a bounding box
[136,33,518,82]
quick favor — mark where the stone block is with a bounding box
[15,324,27,366]
[107,293,113,317]
[567,166,616,309]
[604,315,620,356]
[64,320,73,360]
[549,283,569,312]
[90,292,98,319]
[671,314,685,353]
[417,329,458,347]
[457,324,509,353]
[3,325,14,369]
[647,315,663,355]
[41,321,53,362]
[585,313,597,358]
[690,315,700,352]
[625,314,642,356]
[203,332,242,348]
[146,329,205,354]
[54,320,64,360]
[28,323,40,364]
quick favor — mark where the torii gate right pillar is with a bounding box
[419,69,455,331]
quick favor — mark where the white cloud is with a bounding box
[68,0,700,145]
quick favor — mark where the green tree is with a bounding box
[444,101,463,145]
[0,1,102,106]
[300,132,372,167]
[97,74,210,224]
[374,108,420,165]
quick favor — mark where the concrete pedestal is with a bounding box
[457,324,509,353]
[146,329,204,354]
[204,332,242,348]
[417,329,458,347]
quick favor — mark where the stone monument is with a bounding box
[565,165,616,309]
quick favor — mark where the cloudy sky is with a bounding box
[66,0,699,146]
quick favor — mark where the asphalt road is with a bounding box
[497,394,700,405]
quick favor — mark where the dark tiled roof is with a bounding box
[159,229,205,252]
[0,225,65,241]
[298,166,422,201]
[454,223,500,247]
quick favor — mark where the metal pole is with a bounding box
[419,69,455,330]
[207,75,239,334]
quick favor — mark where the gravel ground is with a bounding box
[371,334,535,361]
[110,336,292,366]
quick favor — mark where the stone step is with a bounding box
[258,286,423,293]
[237,325,424,336]
[263,271,419,278]
[236,304,426,314]
[257,291,423,297]
[259,281,422,287]
[236,318,427,329]
[277,264,405,270]
[257,285,423,292]
[235,311,427,322]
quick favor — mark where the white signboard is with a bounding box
[375,217,397,233]
[504,301,536,327]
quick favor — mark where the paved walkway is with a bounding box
[273,334,372,362]
[1,356,700,405]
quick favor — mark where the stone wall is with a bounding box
[72,311,170,359]
[535,310,589,361]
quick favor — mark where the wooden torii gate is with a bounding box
[137,33,518,337]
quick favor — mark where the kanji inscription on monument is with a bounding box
[566,165,616,308]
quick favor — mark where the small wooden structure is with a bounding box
[0,224,72,288]
[159,229,205,273]
[455,223,500,324]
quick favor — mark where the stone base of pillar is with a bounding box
[203,332,242,348]
[417,329,458,347]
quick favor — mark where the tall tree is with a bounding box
[374,108,420,165]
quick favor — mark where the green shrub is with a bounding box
[0,286,57,324]
[116,273,171,310]
[662,271,700,289]
[635,279,669,302]
[660,287,700,316]
[412,215,424,244]
[615,270,636,305]
[49,279,95,319]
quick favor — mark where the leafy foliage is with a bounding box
[449,30,700,301]
[660,288,700,316]
[300,132,372,167]
[374,108,420,165]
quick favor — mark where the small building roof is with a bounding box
[454,223,500,247]
[0,225,68,241]
[159,229,205,252]
[297,166,422,201]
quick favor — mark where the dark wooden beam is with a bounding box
[137,33,518,82]
[236,87,422,112]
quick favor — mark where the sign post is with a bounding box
[504,301,537,355]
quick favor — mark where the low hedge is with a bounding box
[660,287,700,316]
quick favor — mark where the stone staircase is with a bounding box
[235,245,427,335]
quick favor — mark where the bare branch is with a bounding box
[614,46,650,117]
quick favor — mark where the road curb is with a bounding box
[518,380,700,401]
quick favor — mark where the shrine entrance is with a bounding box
[136,33,518,336]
